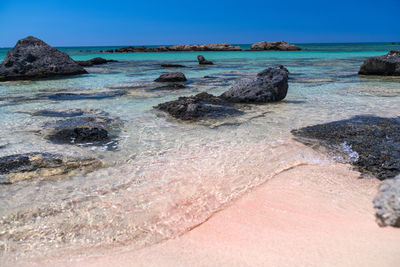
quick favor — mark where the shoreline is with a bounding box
[28,161,400,267]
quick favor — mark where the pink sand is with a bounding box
[40,163,400,267]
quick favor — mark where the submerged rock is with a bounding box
[220,67,289,102]
[359,51,400,76]
[37,90,126,101]
[75,57,117,67]
[292,116,400,180]
[0,152,102,184]
[161,64,186,68]
[0,36,87,81]
[17,108,107,117]
[44,116,121,148]
[249,41,301,51]
[197,55,213,65]
[154,72,187,82]
[374,176,400,227]
[155,92,241,121]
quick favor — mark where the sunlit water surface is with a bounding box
[0,43,399,262]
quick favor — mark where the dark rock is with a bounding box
[155,92,241,121]
[161,64,186,68]
[38,90,126,100]
[44,116,121,148]
[75,57,117,67]
[359,51,400,76]
[17,108,106,117]
[0,36,87,81]
[220,67,289,102]
[0,152,102,184]
[292,116,400,180]
[155,72,187,82]
[374,176,400,227]
[249,41,301,51]
[197,55,214,65]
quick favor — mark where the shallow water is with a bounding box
[0,43,399,262]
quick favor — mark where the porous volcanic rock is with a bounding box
[0,36,87,81]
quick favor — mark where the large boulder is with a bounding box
[359,51,400,76]
[154,72,187,82]
[291,116,400,180]
[250,41,301,51]
[374,176,400,227]
[220,67,289,102]
[0,36,87,81]
[197,55,214,65]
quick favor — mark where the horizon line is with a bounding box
[1,41,400,49]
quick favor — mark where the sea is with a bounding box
[0,42,399,262]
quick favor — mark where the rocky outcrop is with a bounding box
[292,116,400,180]
[198,55,214,65]
[0,36,87,81]
[374,176,400,227]
[249,41,301,51]
[155,92,241,121]
[359,51,400,76]
[104,43,242,53]
[75,57,117,67]
[0,153,102,184]
[155,66,289,120]
[154,72,187,82]
[161,64,186,68]
[220,67,289,102]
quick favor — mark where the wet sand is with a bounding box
[37,162,400,267]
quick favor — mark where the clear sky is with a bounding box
[1,0,399,47]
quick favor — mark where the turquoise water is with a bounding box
[0,43,400,261]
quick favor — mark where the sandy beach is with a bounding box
[31,161,400,267]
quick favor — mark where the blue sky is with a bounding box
[1,0,399,47]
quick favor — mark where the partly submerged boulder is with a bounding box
[374,176,400,227]
[155,66,289,120]
[75,57,117,67]
[220,67,289,102]
[155,92,241,121]
[155,72,187,82]
[359,51,400,76]
[292,116,400,180]
[43,116,121,149]
[0,36,87,81]
[250,41,301,51]
[197,55,214,65]
[0,152,102,184]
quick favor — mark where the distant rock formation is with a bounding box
[220,67,289,102]
[374,176,400,227]
[197,55,214,65]
[359,50,400,76]
[0,36,87,81]
[249,41,301,51]
[154,72,187,82]
[104,43,242,53]
[75,57,117,67]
